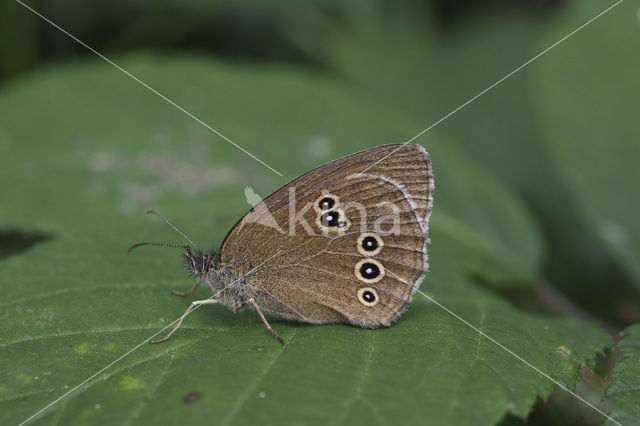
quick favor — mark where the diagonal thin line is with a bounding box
[17,250,284,426]
[13,0,283,177]
[248,283,311,323]
[416,288,621,426]
[21,248,618,425]
[384,267,621,426]
[13,1,625,425]
[356,0,624,177]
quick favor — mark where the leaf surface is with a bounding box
[534,0,640,289]
[0,55,608,425]
[606,325,640,425]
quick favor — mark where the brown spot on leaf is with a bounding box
[182,391,203,405]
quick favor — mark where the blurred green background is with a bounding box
[1,0,639,425]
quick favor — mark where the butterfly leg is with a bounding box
[149,298,219,344]
[248,298,286,346]
[171,279,201,296]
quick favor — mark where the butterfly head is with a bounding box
[128,210,218,278]
[183,249,220,278]
[184,250,207,278]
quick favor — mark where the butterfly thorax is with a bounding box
[183,250,251,311]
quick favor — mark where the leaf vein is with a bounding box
[220,328,297,426]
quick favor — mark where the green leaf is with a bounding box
[0,55,607,425]
[332,9,547,195]
[606,325,640,425]
[326,1,639,319]
[428,141,542,285]
[331,11,547,286]
[534,0,640,290]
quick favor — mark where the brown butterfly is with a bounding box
[129,143,433,345]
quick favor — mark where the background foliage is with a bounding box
[1,1,638,425]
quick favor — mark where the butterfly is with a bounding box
[129,143,433,345]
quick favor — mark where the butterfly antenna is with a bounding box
[127,242,191,255]
[146,210,200,252]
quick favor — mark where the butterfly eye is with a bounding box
[313,194,340,214]
[357,287,379,307]
[357,233,383,256]
[363,237,377,250]
[316,203,350,233]
[355,259,385,283]
[318,197,335,210]
[320,211,340,227]
[360,263,380,278]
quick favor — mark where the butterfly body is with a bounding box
[184,250,349,324]
[136,143,433,345]
[183,251,248,312]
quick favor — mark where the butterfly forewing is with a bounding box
[220,143,433,327]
